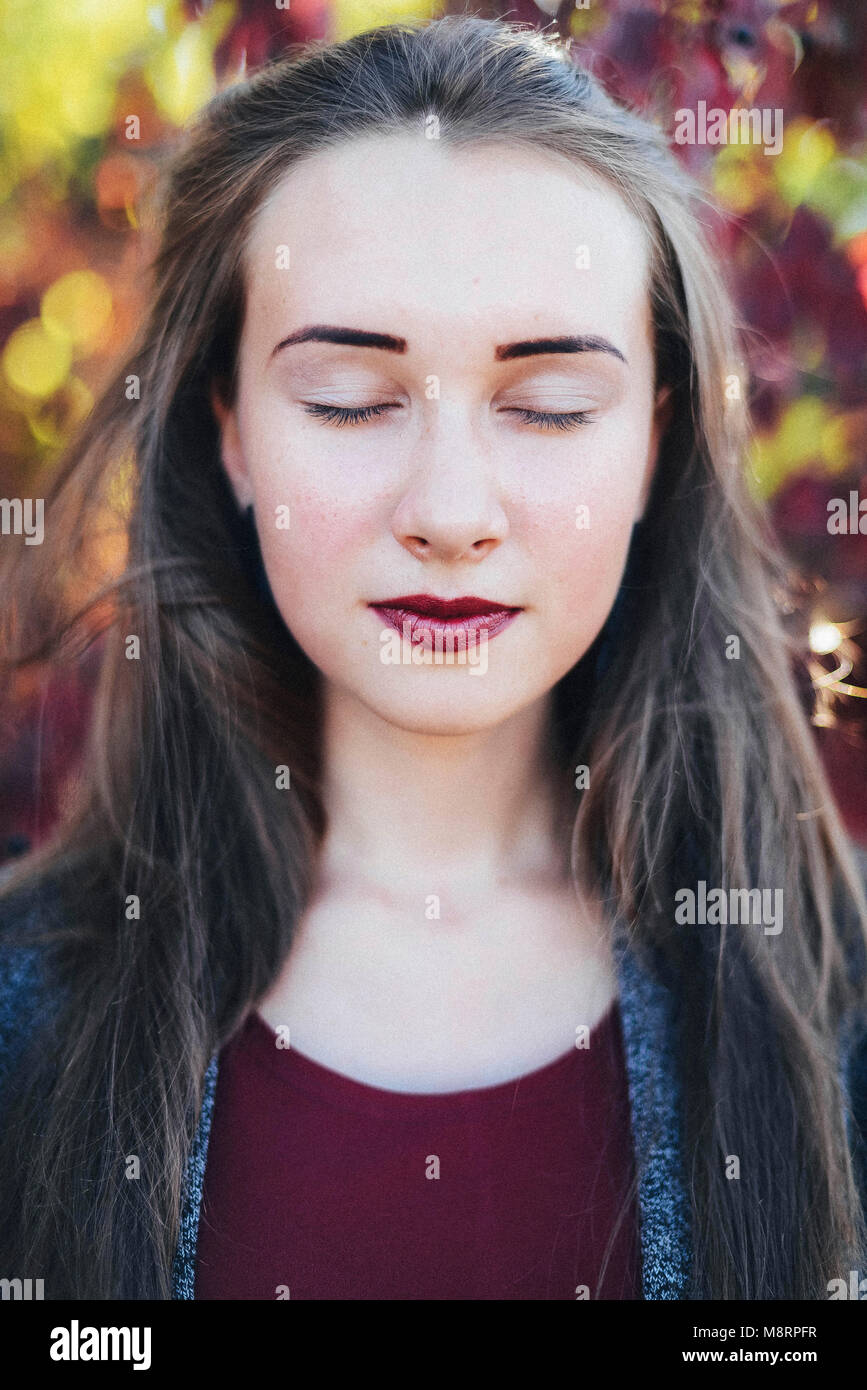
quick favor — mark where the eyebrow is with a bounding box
[270,324,627,364]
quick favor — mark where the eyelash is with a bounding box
[301,402,594,432]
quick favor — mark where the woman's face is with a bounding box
[213,133,669,734]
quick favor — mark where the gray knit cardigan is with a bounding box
[1,869,865,1300]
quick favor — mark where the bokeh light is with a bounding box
[1,0,866,853]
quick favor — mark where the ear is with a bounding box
[210,378,252,510]
[636,384,673,523]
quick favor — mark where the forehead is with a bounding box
[240,133,652,355]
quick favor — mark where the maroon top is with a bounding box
[195,999,642,1300]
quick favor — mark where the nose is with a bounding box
[390,401,510,564]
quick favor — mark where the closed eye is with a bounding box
[502,407,594,432]
[302,402,399,426]
[302,402,595,431]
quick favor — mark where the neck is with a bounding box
[315,683,574,906]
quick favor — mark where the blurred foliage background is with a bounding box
[1,0,865,857]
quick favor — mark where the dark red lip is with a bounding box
[368,594,521,618]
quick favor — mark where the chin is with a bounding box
[359,683,536,736]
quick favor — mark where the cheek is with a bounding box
[249,461,377,645]
[528,454,643,650]
[544,518,634,636]
[257,491,361,591]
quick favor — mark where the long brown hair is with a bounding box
[1,14,865,1299]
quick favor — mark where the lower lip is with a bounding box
[370,605,520,644]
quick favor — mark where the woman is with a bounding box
[0,14,866,1302]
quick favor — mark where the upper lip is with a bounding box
[369,594,521,617]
